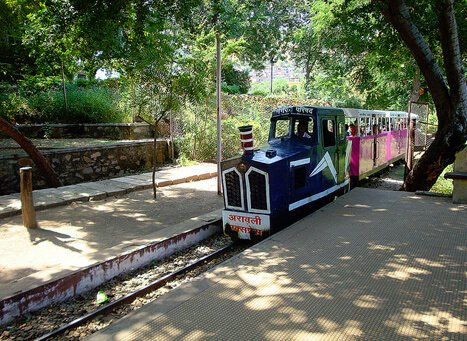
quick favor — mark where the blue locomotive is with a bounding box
[221,105,410,241]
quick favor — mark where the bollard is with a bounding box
[20,167,38,228]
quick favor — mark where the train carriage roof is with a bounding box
[271,106,343,119]
[270,106,416,120]
[342,108,410,118]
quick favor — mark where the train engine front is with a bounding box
[222,106,350,241]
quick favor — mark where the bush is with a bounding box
[17,76,62,96]
[249,77,299,96]
[175,94,328,162]
[28,84,130,123]
[222,63,251,94]
[250,89,268,96]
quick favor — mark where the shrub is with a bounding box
[250,89,268,96]
[17,75,62,96]
[249,77,296,96]
[175,94,327,162]
[222,63,251,94]
[28,84,130,123]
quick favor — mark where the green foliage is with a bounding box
[250,89,268,96]
[0,85,30,121]
[124,29,211,126]
[175,94,327,162]
[0,0,39,81]
[221,62,250,94]
[290,0,419,110]
[22,1,79,78]
[28,84,130,123]
[239,1,305,69]
[0,78,129,123]
[249,78,304,96]
[17,75,62,95]
[176,154,198,167]
[430,165,453,195]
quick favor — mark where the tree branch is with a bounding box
[437,0,467,114]
[379,0,451,123]
[0,118,62,188]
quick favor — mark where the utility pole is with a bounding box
[270,60,274,94]
[216,31,222,196]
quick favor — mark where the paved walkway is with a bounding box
[0,163,223,299]
[0,163,217,218]
[91,188,466,340]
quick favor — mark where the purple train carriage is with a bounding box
[221,106,414,241]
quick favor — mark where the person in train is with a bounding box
[372,124,379,135]
[345,124,350,136]
[349,123,357,136]
[296,120,312,138]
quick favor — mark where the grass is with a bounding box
[0,138,126,149]
[376,161,453,196]
[28,85,131,124]
[430,164,453,195]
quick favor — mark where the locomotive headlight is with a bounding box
[237,161,248,173]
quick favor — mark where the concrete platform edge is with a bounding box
[0,168,217,219]
[0,212,222,326]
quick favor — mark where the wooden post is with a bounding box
[20,167,38,228]
[405,116,416,176]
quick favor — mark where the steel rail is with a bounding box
[34,242,236,341]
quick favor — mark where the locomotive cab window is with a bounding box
[294,118,314,140]
[271,117,290,139]
[322,119,336,147]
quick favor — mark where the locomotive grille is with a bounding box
[224,169,243,208]
[247,169,268,211]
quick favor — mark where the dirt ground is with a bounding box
[0,178,223,298]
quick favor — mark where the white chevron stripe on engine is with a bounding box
[310,151,337,183]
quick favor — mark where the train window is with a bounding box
[393,118,400,131]
[274,118,290,138]
[381,117,388,132]
[294,166,307,189]
[322,119,335,147]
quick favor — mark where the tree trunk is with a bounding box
[0,118,62,188]
[402,121,462,191]
[270,60,274,94]
[61,61,68,113]
[151,113,167,199]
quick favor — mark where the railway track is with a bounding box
[1,235,247,340]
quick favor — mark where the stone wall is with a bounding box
[0,140,171,195]
[0,123,164,140]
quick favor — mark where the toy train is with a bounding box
[221,105,414,241]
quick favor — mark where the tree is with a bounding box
[294,0,465,190]
[291,1,418,109]
[240,0,306,93]
[379,0,466,191]
[0,0,40,81]
[121,7,211,198]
